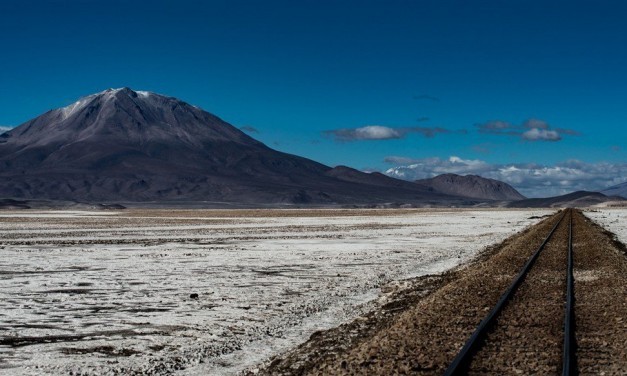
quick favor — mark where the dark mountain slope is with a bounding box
[601,182,627,199]
[326,166,430,190]
[507,191,624,208]
[414,173,526,201]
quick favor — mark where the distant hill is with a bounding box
[0,88,466,206]
[601,182,627,199]
[326,166,428,189]
[507,191,624,208]
[414,173,526,201]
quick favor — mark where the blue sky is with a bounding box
[1,0,627,196]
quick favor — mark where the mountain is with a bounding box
[326,166,429,189]
[601,182,627,199]
[507,191,624,208]
[414,173,526,201]
[0,88,466,206]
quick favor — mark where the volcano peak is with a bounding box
[0,88,468,205]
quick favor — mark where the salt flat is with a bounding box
[585,208,627,243]
[0,208,551,375]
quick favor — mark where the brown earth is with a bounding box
[574,213,627,375]
[255,210,627,375]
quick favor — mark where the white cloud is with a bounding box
[323,125,459,142]
[384,155,627,197]
[522,128,561,141]
[475,118,576,142]
[355,125,402,140]
[384,156,493,179]
[324,125,402,141]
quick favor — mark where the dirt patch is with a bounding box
[61,345,141,357]
[573,213,627,375]
[0,328,176,348]
[250,273,455,375]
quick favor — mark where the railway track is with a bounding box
[445,208,576,375]
[258,208,627,375]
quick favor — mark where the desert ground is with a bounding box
[1,207,587,375]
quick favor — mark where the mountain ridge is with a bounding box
[414,173,526,201]
[0,88,467,206]
[507,191,624,208]
[601,181,627,199]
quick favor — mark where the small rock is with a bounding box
[190,293,199,299]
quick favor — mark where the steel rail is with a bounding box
[444,209,569,376]
[562,210,576,375]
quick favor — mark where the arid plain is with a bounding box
[0,208,563,375]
